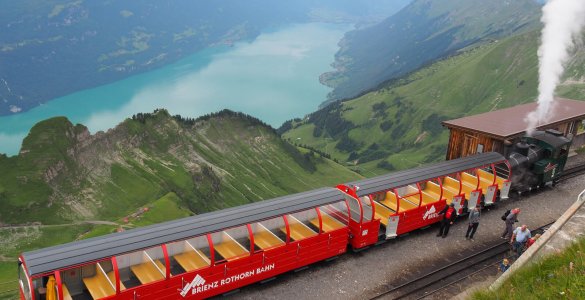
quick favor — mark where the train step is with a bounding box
[260,277,276,284]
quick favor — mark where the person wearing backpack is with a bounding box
[437,202,457,238]
[501,208,520,240]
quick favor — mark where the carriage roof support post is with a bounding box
[416,182,423,206]
[282,215,291,244]
[246,224,255,253]
[315,207,324,234]
[438,177,444,201]
[161,244,171,279]
[55,270,63,300]
[206,234,215,266]
[111,256,121,294]
[505,160,513,179]
[393,189,400,212]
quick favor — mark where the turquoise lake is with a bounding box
[0,23,350,156]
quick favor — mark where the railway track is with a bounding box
[370,223,554,300]
[560,163,585,181]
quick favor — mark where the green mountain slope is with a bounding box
[283,29,585,176]
[322,0,542,103]
[0,109,359,225]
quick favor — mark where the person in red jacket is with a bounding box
[437,203,457,238]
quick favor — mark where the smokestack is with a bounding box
[515,141,529,157]
[525,0,585,135]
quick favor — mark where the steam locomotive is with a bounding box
[505,129,572,193]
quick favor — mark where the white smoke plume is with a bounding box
[525,0,585,135]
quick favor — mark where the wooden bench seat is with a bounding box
[281,217,317,241]
[253,227,284,249]
[422,182,443,202]
[130,260,165,284]
[421,191,439,204]
[214,235,249,261]
[310,213,345,232]
[106,271,125,291]
[405,194,422,206]
[83,264,115,300]
[373,201,394,226]
[62,283,72,300]
[174,248,210,272]
[477,169,495,187]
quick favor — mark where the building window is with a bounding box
[477,144,484,153]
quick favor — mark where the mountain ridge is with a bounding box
[0,109,359,225]
[321,0,543,103]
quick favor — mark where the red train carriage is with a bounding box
[338,152,511,249]
[18,188,351,300]
[18,153,513,300]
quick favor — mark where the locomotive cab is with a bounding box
[508,129,572,191]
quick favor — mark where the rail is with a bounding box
[559,163,585,181]
[370,222,554,300]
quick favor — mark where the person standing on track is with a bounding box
[511,224,532,258]
[501,208,520,239]
[465,205,481,240]
[437,202,457,238]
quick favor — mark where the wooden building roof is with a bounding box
[442,98,585,140]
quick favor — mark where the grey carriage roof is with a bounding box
[22,187,342,277]
[349,152,506,197]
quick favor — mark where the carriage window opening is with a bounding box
[359,196,373,222]
[317,201,349,232]
[543,149,552,159]
[342,194,361,222]
[285,210,318,241]
[210,225,250,262]
[18,263,32,300]
[559,145,569,158]
[167,235,211,275]
[251,217,286,251]
[116,246,166,290]
[58,268,80,300]
[319,202,349,227]
[396,185,421,209]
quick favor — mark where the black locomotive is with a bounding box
[505,129,572,191]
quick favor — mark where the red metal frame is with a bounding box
[161,244,171,279]
[282,215,291,244]
[112,256,120,294]
[416,182,423,206]
[206,234,215,266]
[315,207,324,233]
[55,271,63,300]
[18,256,34,300]
[489,164,498,185]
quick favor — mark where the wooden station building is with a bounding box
[442,97,585,160]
